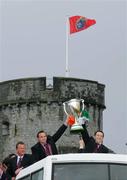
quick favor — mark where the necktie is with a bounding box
[94,144,100,153]
[17,157,22,168]
[44,144,51,156]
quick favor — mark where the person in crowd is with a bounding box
[2,154,16,172]
[31,118,69,162]
[1,154,16,180]
[0,162,8,180]
[7,141,33,179]
[79,123,111,153]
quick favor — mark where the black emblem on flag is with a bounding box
[76,17,86,30]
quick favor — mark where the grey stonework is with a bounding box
[0,77,105,161]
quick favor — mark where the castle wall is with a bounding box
[0,77,105,161]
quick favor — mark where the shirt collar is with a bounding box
[17,155,24,159]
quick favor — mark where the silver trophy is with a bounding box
[63,99,85,133]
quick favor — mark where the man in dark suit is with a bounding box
[79,124,110,153]
[7,141,33,178]
[31,119,69,162]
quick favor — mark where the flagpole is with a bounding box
[65,17,69,77]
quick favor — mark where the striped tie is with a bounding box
[17,157,22,168]
[44,144,51,156]
[94,144,100,153]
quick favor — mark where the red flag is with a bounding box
[69,15,96,34]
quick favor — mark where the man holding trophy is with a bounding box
[79,125,110,153]
[31,98,88,163]
[31,118,69,162]
[63,98,111,153]
[31,98,111,162]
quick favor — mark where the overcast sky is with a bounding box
[0,0,127,154]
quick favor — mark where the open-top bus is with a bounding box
[16,153,127,180]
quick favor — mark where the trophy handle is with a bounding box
[63,102,69,116]
[81,99,84,114]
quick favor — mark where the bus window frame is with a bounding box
[18,174,31,180]
[31,168,44,180]
[109,163,127,180]
[51,162,127,180]
[18,168,44,180]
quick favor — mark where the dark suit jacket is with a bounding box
[7,154,33,177]
[0,172,8,180]
[31,124,67,162]
[79,124,109,153]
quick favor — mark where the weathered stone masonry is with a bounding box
[0,77,105,161]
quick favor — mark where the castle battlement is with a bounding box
[0,77,105,107]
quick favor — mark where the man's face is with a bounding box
[16,144,26,156]
[38,132,47,144]
[95,132,104,144]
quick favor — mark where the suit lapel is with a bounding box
[21,154,29,167]
[21,155,25,167]
[14,156,18,167]
[38,143,46,155]
[12,156,18,171]
[97,144,103,153]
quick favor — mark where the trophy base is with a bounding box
[70,125,84,134]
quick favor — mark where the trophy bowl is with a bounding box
[63,99,84,134]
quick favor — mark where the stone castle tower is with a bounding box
[0,77,105,161]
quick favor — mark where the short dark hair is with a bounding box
[16,141,25,149]
[94,130,104,137]
[37,130,47,138]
